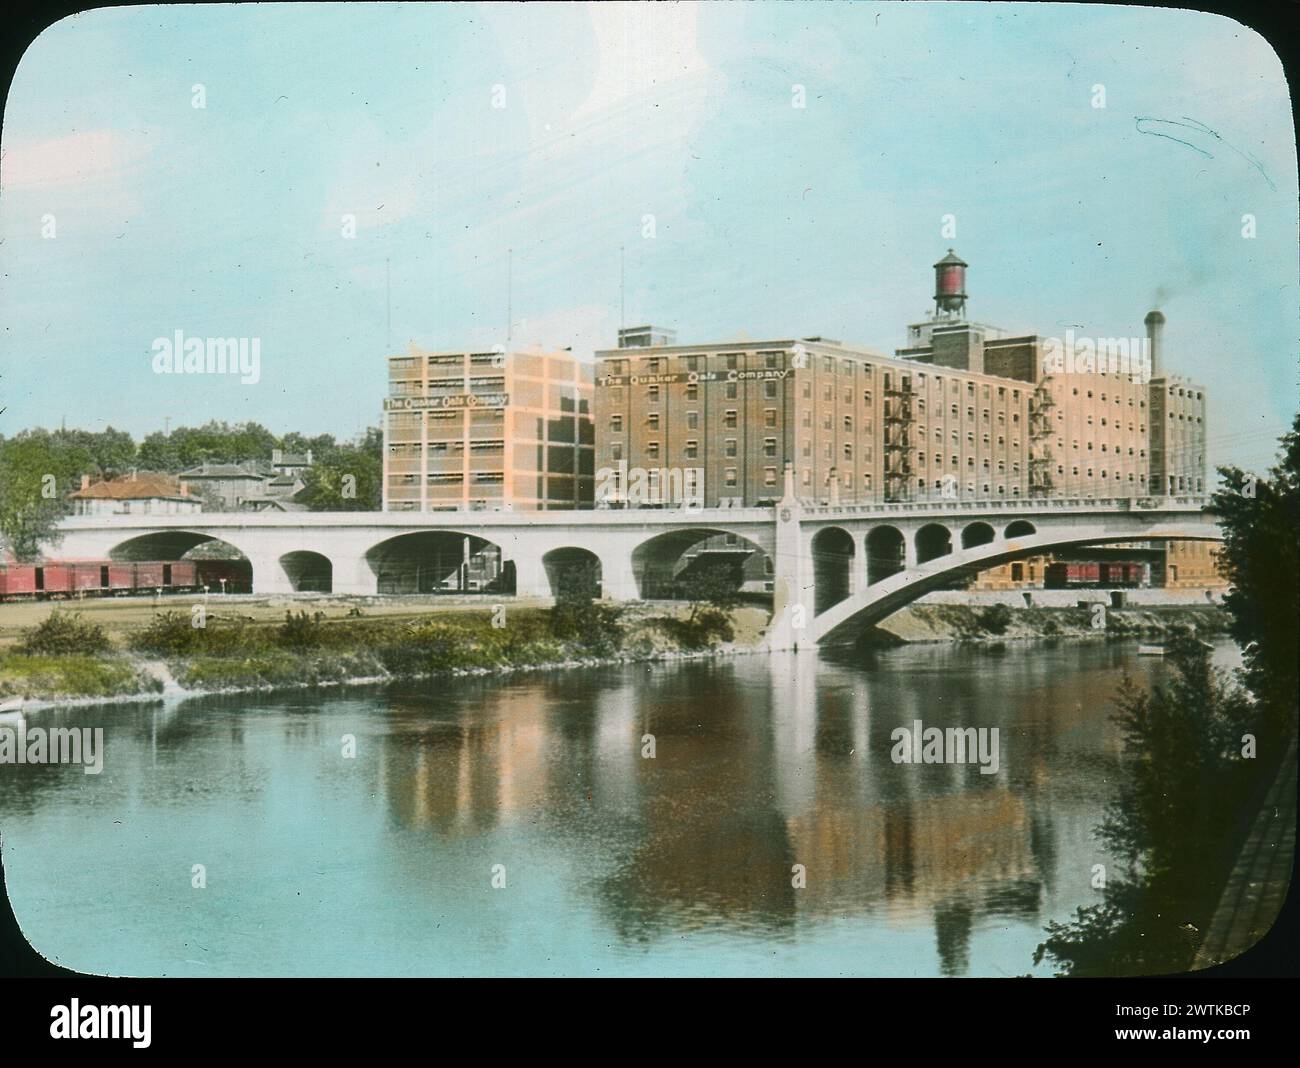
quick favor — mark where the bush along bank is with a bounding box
[860,602,1232,646]
[0,597,762,705]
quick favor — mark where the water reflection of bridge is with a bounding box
[374,647,1130,975]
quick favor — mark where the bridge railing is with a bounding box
[798,494,1211,519]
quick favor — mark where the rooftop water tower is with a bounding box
[933,249,968,318]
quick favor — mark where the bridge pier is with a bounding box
[246,552,294,596]
[767,467,815,651]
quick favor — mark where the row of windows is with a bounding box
[915,455,1023,472]
[604,351,788,375]
[397,472,506,485]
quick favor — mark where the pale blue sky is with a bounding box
[0,2,1294,471]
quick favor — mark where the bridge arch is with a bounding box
[365,531,512,595]
[811,526,855,614]
[1005,519,1036,539]
[961,521,996,550]
[106,530,254,592]
[916,523,953,564]
[542,547,602,599]
[630,528,768,600]
[866,525,906,586]
[815,521,1223,645]
[280,550,333,593]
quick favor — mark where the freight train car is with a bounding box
[1044,561,1145,589]
[0,560,207,601]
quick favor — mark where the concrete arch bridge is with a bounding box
[50,488,1219,648]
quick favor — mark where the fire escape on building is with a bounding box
[883,372,915,502]
[1028,383,1055,497]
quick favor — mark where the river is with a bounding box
[0,639,1242,977]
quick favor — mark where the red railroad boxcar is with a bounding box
[131,562,166,589]
[69,562,105,594]
[167,561,198,590]
[0,566,38,600]
[106,563,135,594]
[35,565,74,597]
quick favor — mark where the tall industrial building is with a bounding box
[383,346,595,512]
[591,251,1215,591]
[594,252,1206,510]
[593,331,1036,509]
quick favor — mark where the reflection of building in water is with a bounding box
[783,787,1039,976]
[382,688,556,834]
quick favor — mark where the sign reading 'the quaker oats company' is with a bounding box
[384,392,510,411]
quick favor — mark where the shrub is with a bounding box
[278,609,326,650]
[17,612,110,656]
[663,606,734,650]
[129,610,254,657]
[548,596,625,656]
[979,603,1014,635]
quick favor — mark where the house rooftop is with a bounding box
[71,473,194,501]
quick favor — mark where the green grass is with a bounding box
[0,654,161,699]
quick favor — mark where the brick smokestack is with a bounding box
[1144,310,1165,379]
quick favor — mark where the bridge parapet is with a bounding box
[799,495,1211,521]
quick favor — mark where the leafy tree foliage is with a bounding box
[295,428,383,510]
[1037,416,1300,976]
[1212,412,1300,745]
[1034,632,1256,976]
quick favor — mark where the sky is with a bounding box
[0,1,1294,472]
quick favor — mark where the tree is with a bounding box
[296,428,382,510]
[0,437,74,561]
[1212,413,1300,745]
[1034,632,1255,976]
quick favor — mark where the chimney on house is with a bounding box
[1144,310,1165,380]
[80,474,90,490]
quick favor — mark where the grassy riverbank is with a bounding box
[0,600,770,704]
[0,597,1234,704]
[865,602,1231,645]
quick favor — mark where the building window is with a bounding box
[764,380,778,399]
[686,383,698,401]
[764,438,777,457]
[764,467,777,486]
[843,415,853,432]
[685,440,698,459]
[647,412,660,429]
[610,415,623,432]
[764,409,777,428]
[764,352,780,369]
[725,468,738,486]
[611,443,623,461]
[725,438,738,458]
[647,442,660,460]
[687,411,699,430]
[725,354,739,370]
[648,385,660,402]
[726,382,738,399]
[725,410,737,428]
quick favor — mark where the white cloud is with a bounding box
[0,127,150,192]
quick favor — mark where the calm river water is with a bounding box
[0,639,1241,977]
